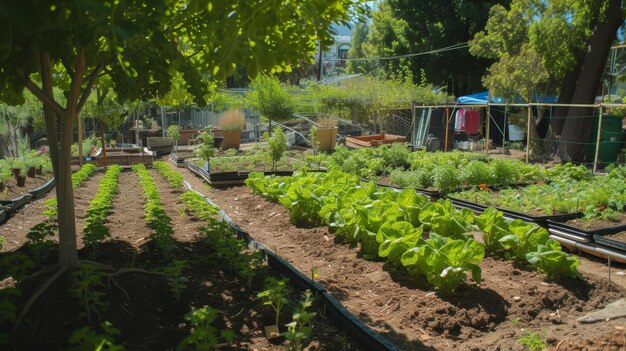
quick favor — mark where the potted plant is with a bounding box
[316,117,338,152]
[25,156,39,178]
[218,109,245,150]
[167,125,181,152]
[194,131,216,172]
[10,158,24,179]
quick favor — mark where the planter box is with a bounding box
[29,178,56,199]
[317,127,338,152]
[547,219,626,243]
[0,206,6,224]
[0,193,34,213]
[185,159,324,187]
[447,196,582,225]
[146,137,174,156]
[346,132,406,149]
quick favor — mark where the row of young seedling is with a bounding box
[151,162,322,350]
[43,163,98,220]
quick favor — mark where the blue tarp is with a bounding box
[456,91,557,104]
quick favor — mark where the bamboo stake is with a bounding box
[444,104,450,152]
[593,106,604,174]
[485,101,490,154]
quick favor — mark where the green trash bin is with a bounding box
[586,115,623,164]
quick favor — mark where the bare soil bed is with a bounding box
[564,214,626,231]
[175,165,626,351]
[0,167,363,350]
[0,172,53,201]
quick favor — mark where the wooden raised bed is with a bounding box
[346,132,406,149]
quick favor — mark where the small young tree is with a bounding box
[194,131,216,172]
[167,125,181,152]
[264,127,287,172]
[247,75,295,131]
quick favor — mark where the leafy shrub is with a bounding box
[264,127,287,172]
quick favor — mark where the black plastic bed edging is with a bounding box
[169,153,187,167]
[593,232,626,252]
[447,196,583,224]
[186,158,326,186]
[375,181,443,199]
[0,193,34,213]
[181,180,399,351]
[0,206,6,224]
[29,177,56,199]
[547,219,626,241]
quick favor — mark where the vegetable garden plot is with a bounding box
[176,167,626,351]
[1,165,365,350]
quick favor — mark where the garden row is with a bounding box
[246,170,581,294]
[1,163,364,350]
[315,145,626,252]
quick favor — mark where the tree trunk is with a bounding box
[557,0,622,161]
[57,112,78,267]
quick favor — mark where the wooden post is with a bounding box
[593,105,604,174]
[525,104,532,163]
[444,104,450,152]
[411,100,416,148]
[485,101,490,154]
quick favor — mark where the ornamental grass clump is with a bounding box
[218,109,245,132]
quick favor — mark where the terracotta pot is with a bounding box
[11,168,20,178]
[221,130,241,150]
[27,167,36,178]
[316,127,338,152]
[16,175,26,187]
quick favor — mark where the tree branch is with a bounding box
[77,63,104,113]
[62,59,75,79]
[66,49,86,122]
[24,79,65,117]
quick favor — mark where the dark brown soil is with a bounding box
[175,165,626,351]
[0,165,364,351]
[565,214,626,231]
[604,231,626,244]
[0,172,103,252]
[0,172,53,201]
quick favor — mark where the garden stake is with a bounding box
[592,106,603,174]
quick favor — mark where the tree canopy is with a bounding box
[0,0,367,267]
[470,0,624,160]
[347,0,508,96]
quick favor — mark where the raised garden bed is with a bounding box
[548,214,626,244]
[0,193,34,213]
[594,231,626,252]
[184,147,317,186]
[447,195,582,224]
[28,177,56,199]
[0,172,53,202]
[178,173,625,351]
[346,133,406,149]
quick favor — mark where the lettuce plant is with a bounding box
[401,233,485,294]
